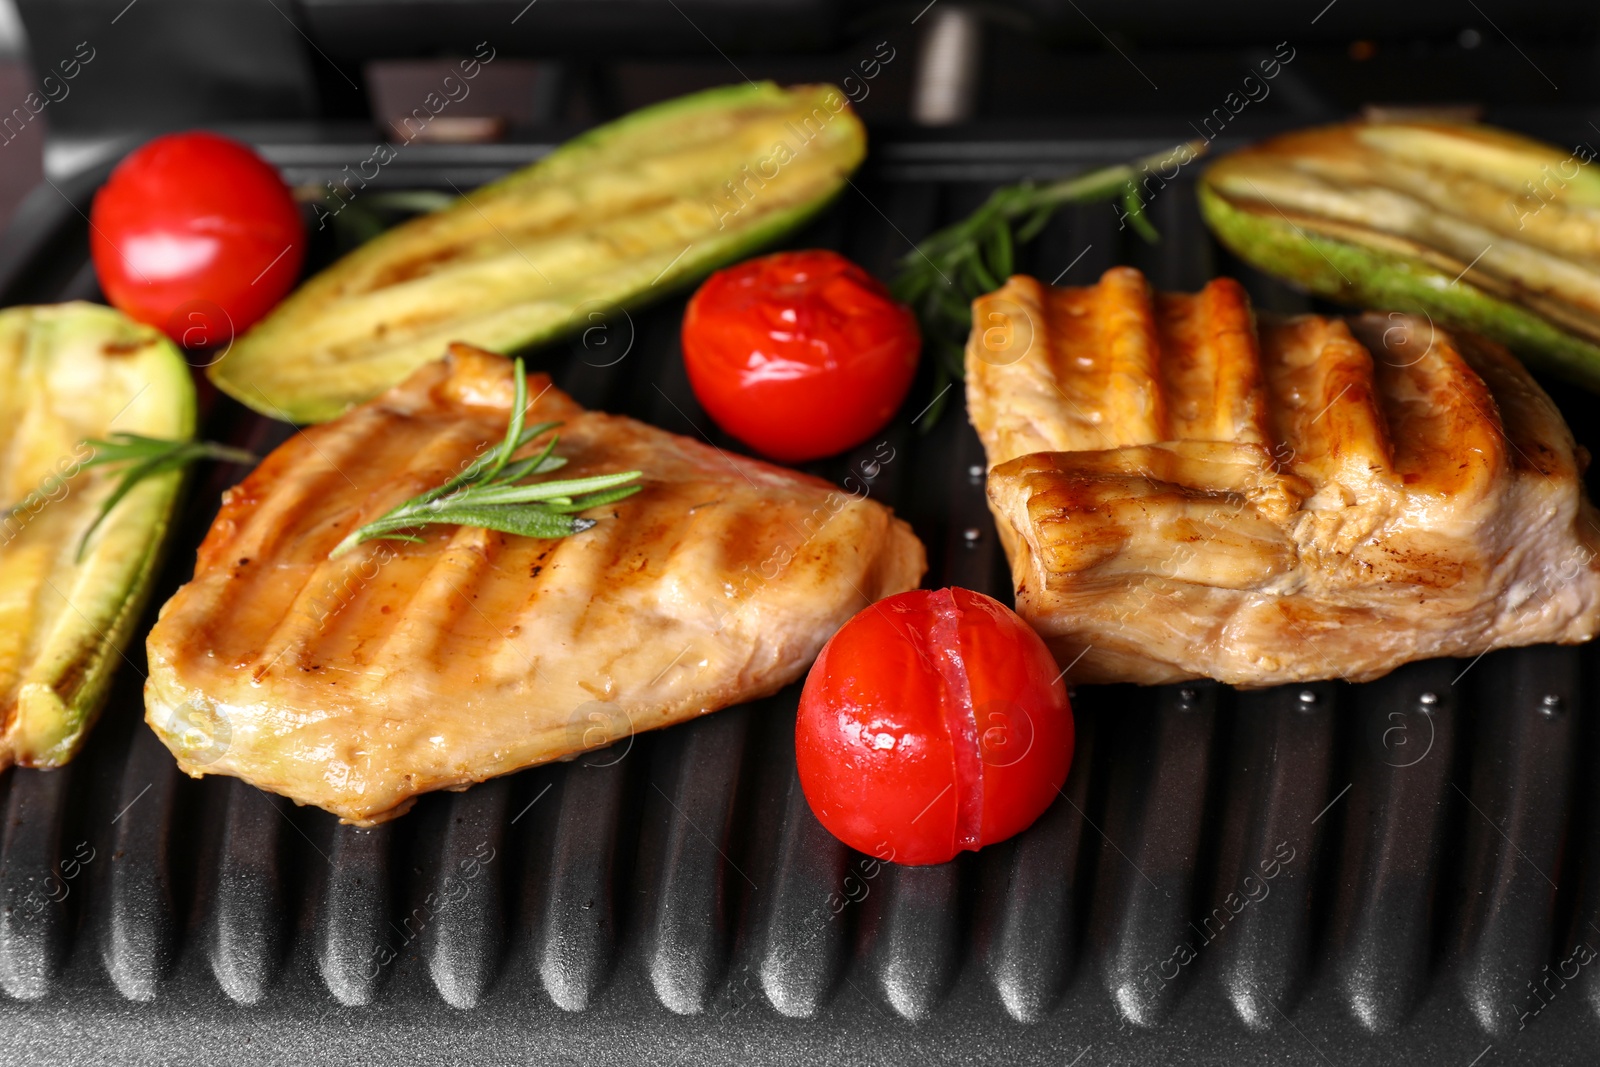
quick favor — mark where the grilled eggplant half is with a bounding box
[212,81,867,424]
[1200,120,1600,391]
[0,303,194,769]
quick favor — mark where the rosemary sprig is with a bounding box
[76,434,258,560]
[893,140,1208,428]
[327,358,642,560]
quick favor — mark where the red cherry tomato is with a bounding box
[681,249,920,463]
[90,131,304,349]
[796,587,1074,866]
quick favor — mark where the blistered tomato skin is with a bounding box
[795,588,1074,866]
[681,250,920,463]
[91,131,305,348]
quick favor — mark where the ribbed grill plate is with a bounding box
[0,130,1596,1065]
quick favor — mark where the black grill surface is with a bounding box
[1,128,1598,1065]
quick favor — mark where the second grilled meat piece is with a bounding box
[145,346,926,823]
[968,266,1600,687]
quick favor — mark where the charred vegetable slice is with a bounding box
[212,81,867,423]
[1200,120,1600,390]
[0,303,194,768]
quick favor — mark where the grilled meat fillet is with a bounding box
[145,346,925,823]
[968,267,1600,686]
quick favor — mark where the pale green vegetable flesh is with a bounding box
[1199,120,1600,391]
[1199,186,1600,391]
[0,303,194,768]
[212,81,868,423]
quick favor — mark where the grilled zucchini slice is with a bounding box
[1200,120,1600,390]
[212,81,867,423]
[0,303,194,768]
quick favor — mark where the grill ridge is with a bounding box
[535,758,627,1012]
[102,728,181,1002]
[747,734,851,1020]
[1327,660,1457,1032]
[1452,646,1578,1036]
[421,778,511,1009]
[206,779,287,1005]
[1091,684,1218,1027]
[314,821,392,1007]
[978,707,1091,1023]
[642,705,750,1015]
[0,767,72,1000]
[1208,682,1335,1030]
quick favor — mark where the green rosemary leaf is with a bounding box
[544,484,645,513]
[917,363,953,436]
[1121,182,1160,244]
[436,471,642,509]
[1014,203,1055,245]
[933,282,973,326]
[328,357,643,560]
[892,268,934,308]
[75,434,258,561]
[81,433,257,470]
[482,365,531,484]
[987,220,1014,282]
[892,140,1207,430]
[364,190,456,214]
[353,503,588,544]
[963,256,1001,298]
[935,334,966,383]
[490,431,564,485]
[493,452,567,485]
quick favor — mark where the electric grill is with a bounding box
[2,3,1599,1063]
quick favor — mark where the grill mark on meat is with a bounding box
[1036,279,1114,450]
[1154,279,1269,446]
[1259,314,1395,497]
[245,416,498,676]
[1095,267,1168,445]
[1355,316,1505,500]
[367,524,503,683]
[1449,329,1577,480]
